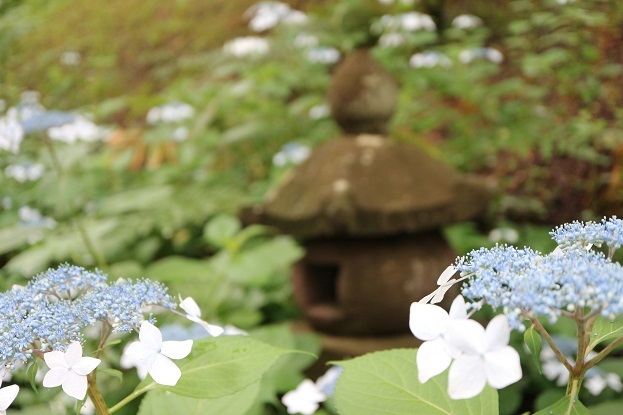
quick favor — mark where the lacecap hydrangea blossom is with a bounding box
[411,216,623,403]
[0,264,207,412]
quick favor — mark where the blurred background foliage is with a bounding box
[2,1,623,412]
[0,0,622,309]
[1,0,623,317]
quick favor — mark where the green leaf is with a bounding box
[589,398,623,415]
[533,396,590,415]
[137,381,260,415]
[203,214,241,249]
[98,368,123,383]
[333,349,499,415]
[136,336,294,399]
[27,362,38,394]
[589,315,623,350]
[145,256,210,283]
[524,325,542,374]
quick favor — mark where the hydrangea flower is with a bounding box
[0,265,175,370]
[551,217,623,251]
[223,37,270,58]
[445,315,521,399]
[0,116,24,154]
[146,102,195,124]
[244,1,307,32]
[47,117,105,143]
[0,383,18,415]
[410,296,468,383]
[458,48,503,64]
[124,321,192,386]
[419,265,461,304]
[281,379,326,415]
[42,342,101,400]
[179,296,224,337]
[451,14,483,29]
[409,51,452,68]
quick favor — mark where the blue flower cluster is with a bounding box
[456,217,623,330]
[551,217,623,250]
[0,264,175,368]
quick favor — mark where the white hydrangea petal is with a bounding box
[417,338,452,383]
[448,295,467,319]
[197,320,225,337]
[448,355,487,399]
[72,357,101,376]
[149,354,181,386]
[62,370,88,400]
[43,367,69,388]
[419,291,436,304]
[484,347,522,389]
[484,315,511,351]
[160,340,193,360]
[44,351,69,369]
[0,384,19,411]
[64,342,83,367]
[445,319,486,355]
[139,321,162,350]
[179,297,201,318]
[430,283,454,304]
[125,342,157,366]
[437,265,457,285]
[409,303,449,341]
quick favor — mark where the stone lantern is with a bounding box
[242,49,489,336]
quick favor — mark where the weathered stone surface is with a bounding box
[243,134,489,239]
[292,232,456,335]
[328,49,398,135]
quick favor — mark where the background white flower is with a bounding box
[42,342,101,400]
[281,379,325,415]
[124,321,192,386]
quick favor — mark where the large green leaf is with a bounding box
[137,379,260,415]
[333,349,498,415]
[203,214,241,249]
[135,336,294,399]
[589,398,623,415]
[533,396,590,415]
[588,315,623,350]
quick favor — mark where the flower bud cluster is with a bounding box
[0,264,174,370]
[455,217,623,329]
[551,216,623,250]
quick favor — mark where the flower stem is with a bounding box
[108,383,157,414]
[584,334,623,372]
[75,218,107,269]
[529,316,573,372]
[87,374,110,415]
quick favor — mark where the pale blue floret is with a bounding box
[457,221,623,331]
[551,216,623,249]
[0,264,176,368]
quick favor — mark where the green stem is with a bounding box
[574,308,587,372]
[584,334,623,373]
[75,218,107,269]
[87,374,110,415]
[565,375,582,407]
[529,316,574,372]
[108,383,157,414]
[42,133,65,176]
